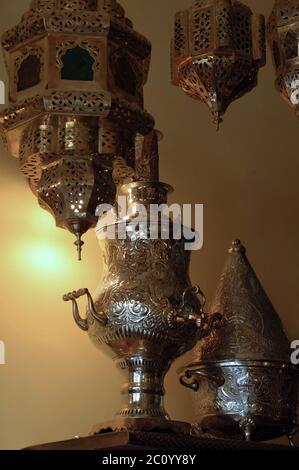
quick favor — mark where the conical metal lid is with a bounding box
[196,240,290,362]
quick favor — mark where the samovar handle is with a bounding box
[179,285,224,333]
[63,288,107,331]
[180,286,206,313]
[179,367,225,392]
[176,285,206,327]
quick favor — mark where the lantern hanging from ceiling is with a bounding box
[171,0,266,128]
[267,0,299,117]
[0,0,154,259]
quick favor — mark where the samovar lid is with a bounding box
[195,240,290,362]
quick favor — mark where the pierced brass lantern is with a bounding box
[268,0,299,117]
[0,0,154,258]
[171,0,266,127]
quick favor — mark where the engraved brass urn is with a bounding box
[171,0,266,127]
[268,0,299,117]
[180,240,299,443]
[63,132,222,432]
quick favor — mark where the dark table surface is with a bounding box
[24,431,298,451]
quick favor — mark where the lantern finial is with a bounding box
[74,233,84,261]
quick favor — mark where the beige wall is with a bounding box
[0,0,298,449]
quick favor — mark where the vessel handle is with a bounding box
[180,368,225,392]
[180,286,224,333]
[177,285,206,327]
[181,285,206,310]
[63,288,107,330]
[63,289,89,331]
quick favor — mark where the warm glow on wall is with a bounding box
[17,243,68,276]
[30,209,57,233]
[14,209,69,276]
[0,178,103,290]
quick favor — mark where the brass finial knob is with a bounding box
[229,239,246,254]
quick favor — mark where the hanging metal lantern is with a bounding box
[179,240,299,443]
[0,0,154,259]
[171,0,266,127]
[268,0,299,117]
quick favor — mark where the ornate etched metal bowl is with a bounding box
[180,240,299,443]
[180,360,298,442]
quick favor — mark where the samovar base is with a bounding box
[92,417,191,435]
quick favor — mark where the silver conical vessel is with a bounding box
[180,240,298,443]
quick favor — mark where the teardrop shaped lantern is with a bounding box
[171,0,266,127]
[0,0,154,259]
[267,0,299,117]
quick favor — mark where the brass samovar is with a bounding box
[64,132,222,433]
